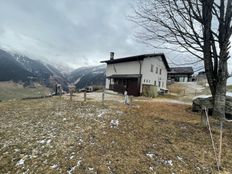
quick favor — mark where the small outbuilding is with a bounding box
[168,67,194,82]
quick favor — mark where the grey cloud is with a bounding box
[0,0,231,72]
[0,0,151,68]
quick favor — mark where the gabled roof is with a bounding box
[168,67,194,75]
[101,53,170,71]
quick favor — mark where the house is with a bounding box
[168,67,194,82]
[101,52,170,96]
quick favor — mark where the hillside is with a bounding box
[0,49,33,82]
[0,97,231,173]
[14,54,69,90]
[0,81,50,101]
[0,48,69,90]
[69,65,106,89]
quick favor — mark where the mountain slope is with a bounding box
[14,54,69,90]
[69,65,106,89]
[0,49,33,82]
[15,55,53,81]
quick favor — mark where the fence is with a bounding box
[74,90,134,105]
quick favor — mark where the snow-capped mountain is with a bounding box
[69,65,106,89]
[14,54,69,90]
[0,49,33,82]
[0,48,106,90]
[0,48,70,90]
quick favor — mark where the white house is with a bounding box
[101,52,170,96]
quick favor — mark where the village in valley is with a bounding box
[0,1,232,174]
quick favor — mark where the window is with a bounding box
[160,69,162,75]
[158,81,161,87]
[154,81,156,86]
[150,64,154,72]
[144,79,146,82]
[162,82,164,87]
[156,67,158,74]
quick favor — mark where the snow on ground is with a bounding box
[1,91,232,173]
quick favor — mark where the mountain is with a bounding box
[0,49,33,82]
[69,65,106,89]
[14,54,69,90]
[0,48,69,90]
[0,48,106,91]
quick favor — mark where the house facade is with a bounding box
[168,67,194,82]
[101,53,170,96]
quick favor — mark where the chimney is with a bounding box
[110,52,114,60]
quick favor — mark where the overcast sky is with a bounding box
[0,0,231,72]
[0,0,152,68]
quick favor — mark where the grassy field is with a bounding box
[0,97,231,173]
[0,82,50,101]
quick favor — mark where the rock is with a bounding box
[192,96,232,117]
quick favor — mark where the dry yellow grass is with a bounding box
[0,97,231,173]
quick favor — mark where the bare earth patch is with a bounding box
[0,97,231,173]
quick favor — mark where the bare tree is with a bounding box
[132,0,232,169]
[132,0,232,120]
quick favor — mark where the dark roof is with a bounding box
[101,53,170,71]
[107,74,141,79]
[168,67,194,75]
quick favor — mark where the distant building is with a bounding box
[168,67,194,82]
[196,71,208,86]
[101,52,170,96]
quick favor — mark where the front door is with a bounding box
[127,78,139,96]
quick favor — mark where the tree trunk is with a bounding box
[213,60,227,119]
[203,0,216,97]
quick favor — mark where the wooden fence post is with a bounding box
[84,91,86,102]
[129,96,133,105]
[70,91,73,101]
[102,90,105,105]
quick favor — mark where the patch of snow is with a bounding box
[192,95,211,100]
[88,167,94,171]
[50,164,58,169]
[47,139,51,144]
[110,119,119,128]
[193,92,232,100]
[67,166,77,174]
[149,166,154,171]
[70,156,74,160]
[177,156,185,163]
[98,112,105,118]
[63,118,67,121]
[164,160,173,166]
[77,160,82,166]
[77,138,84,145]
[39,139,46,144]
[146,152,154,158]
[74,77,82,85]
[16,159,24,166]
